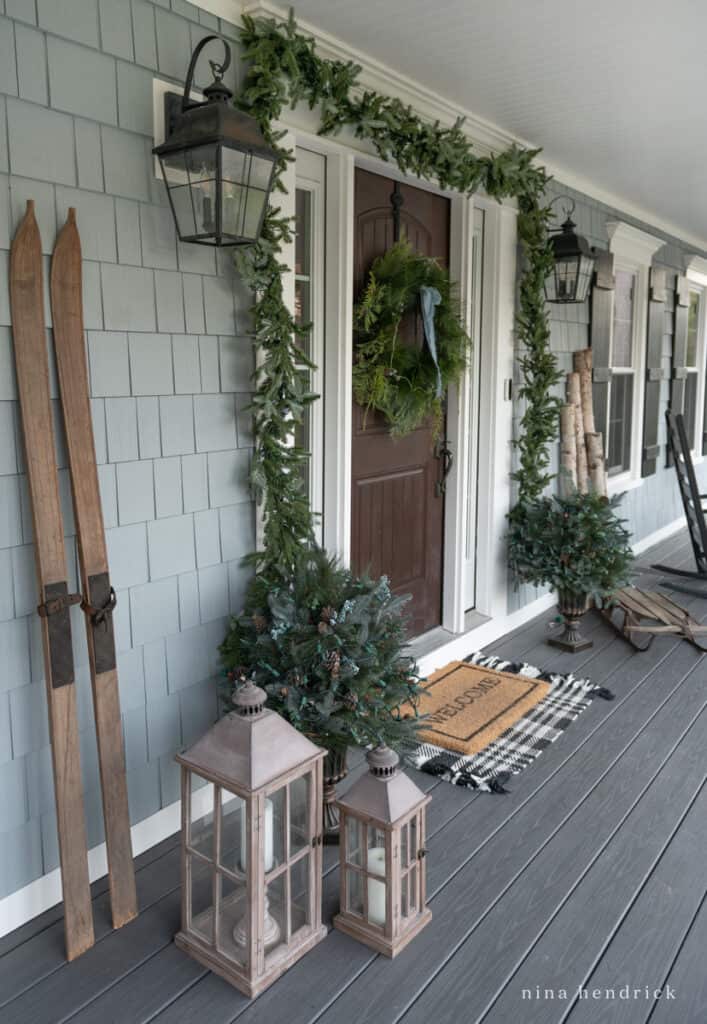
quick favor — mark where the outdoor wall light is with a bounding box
[174,680,327,998]
[153,35,278,247]
[544,196,597,304]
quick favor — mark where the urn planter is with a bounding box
[548,590,593,653]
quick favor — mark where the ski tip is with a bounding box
[68,207,77,225]
[26,199,35,213]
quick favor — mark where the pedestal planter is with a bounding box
[322,748,348,844]
[548,590,593,653]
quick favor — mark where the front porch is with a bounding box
[3,529,706,1024]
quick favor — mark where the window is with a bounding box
[684,288,702,451]
[293,149,326,537]
[605,222,662,486]
[607,269,636,475]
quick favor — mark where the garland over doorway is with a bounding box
[234,9,561,582]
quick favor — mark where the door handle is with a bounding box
[435,440,453,497]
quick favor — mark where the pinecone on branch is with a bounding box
[324,649,341,678]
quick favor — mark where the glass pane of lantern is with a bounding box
[222,147,247,185]
[264,872,286,963]
[346,816,363,867]
[289,774,310,858]
[409,816,417,867]
[219,789,246,875]
[366,872,387,929]
[160,151,189,187]
[408,864,418,914]
[346,868,364,916]
[189,855,214,943]
[400,823,408,868]
[555,257,578,302]
[215,871,247,966]
[186,144,218,183]
[576,254,595,304]
[290,853,310,934]
[222,185,266,241]
[266,787,286,874]
[366,830,387,927]
[188,774,214,860]
[248,155,273,191]
[189,179,217,237]
[400,872,408,918]
[168,185,196,238]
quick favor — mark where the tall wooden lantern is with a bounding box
[174,681,327,997]
[333,745,431,957]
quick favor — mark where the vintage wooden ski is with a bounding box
[51,209,138,930]
[10,201,95,960]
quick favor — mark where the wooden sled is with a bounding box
[602,587,707,652]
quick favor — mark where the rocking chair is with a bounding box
[651,411,707,598]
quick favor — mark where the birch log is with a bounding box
[573,349,596,435]
[567,371,588,493]
[560,404,578,496]
[586,431,608,496]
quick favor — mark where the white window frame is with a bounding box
[605,221,663,492]
[686,256,707,460]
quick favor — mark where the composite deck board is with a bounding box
[400,670,707,1023]
[2,533,706,1024]
[561,783,707,1023]
[649,891,707,1024]
[308,644,707,1024]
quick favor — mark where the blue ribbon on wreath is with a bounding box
[420,285,443,398]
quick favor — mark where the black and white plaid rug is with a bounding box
[405,652,613,793]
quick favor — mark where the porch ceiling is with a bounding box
[289,0,707,250]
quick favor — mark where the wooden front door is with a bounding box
[351,168,450,636]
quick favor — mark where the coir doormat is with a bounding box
[406,652,613,793]
[416,661,551,756]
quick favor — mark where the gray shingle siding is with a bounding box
[0,0,255,900]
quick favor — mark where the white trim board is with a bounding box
[234,1,707,253]
[0,515,688,937]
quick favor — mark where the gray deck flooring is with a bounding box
[2,531,707,1023]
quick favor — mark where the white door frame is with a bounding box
[276,122,517,634]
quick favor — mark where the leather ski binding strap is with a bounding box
[37,591,82,618]
[84,572,117,673]
[81,587,117,630]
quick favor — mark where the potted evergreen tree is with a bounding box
[508,491,634,651]
[220,547,421,841]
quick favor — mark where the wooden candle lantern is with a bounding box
[174,681,326,998]
[333,745,431,957]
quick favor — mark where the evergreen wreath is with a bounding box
[353,241,471,437]
[230,9,560,585]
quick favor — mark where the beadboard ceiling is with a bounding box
[288,0,707,249]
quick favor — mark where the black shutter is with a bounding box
[641,266,666,477]
[590,249,615,444]
[668,274,690,466]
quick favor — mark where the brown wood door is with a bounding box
[351,168,450,637]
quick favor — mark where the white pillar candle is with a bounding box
[239,798,274,874]
[366,847,387,926]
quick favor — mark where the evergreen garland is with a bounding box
[353,241,471,437]
[233,9,560,583]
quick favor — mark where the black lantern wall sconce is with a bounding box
[153,35,279,247]
[544,196,597,304]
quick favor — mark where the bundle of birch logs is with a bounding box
[559,348,608,497]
